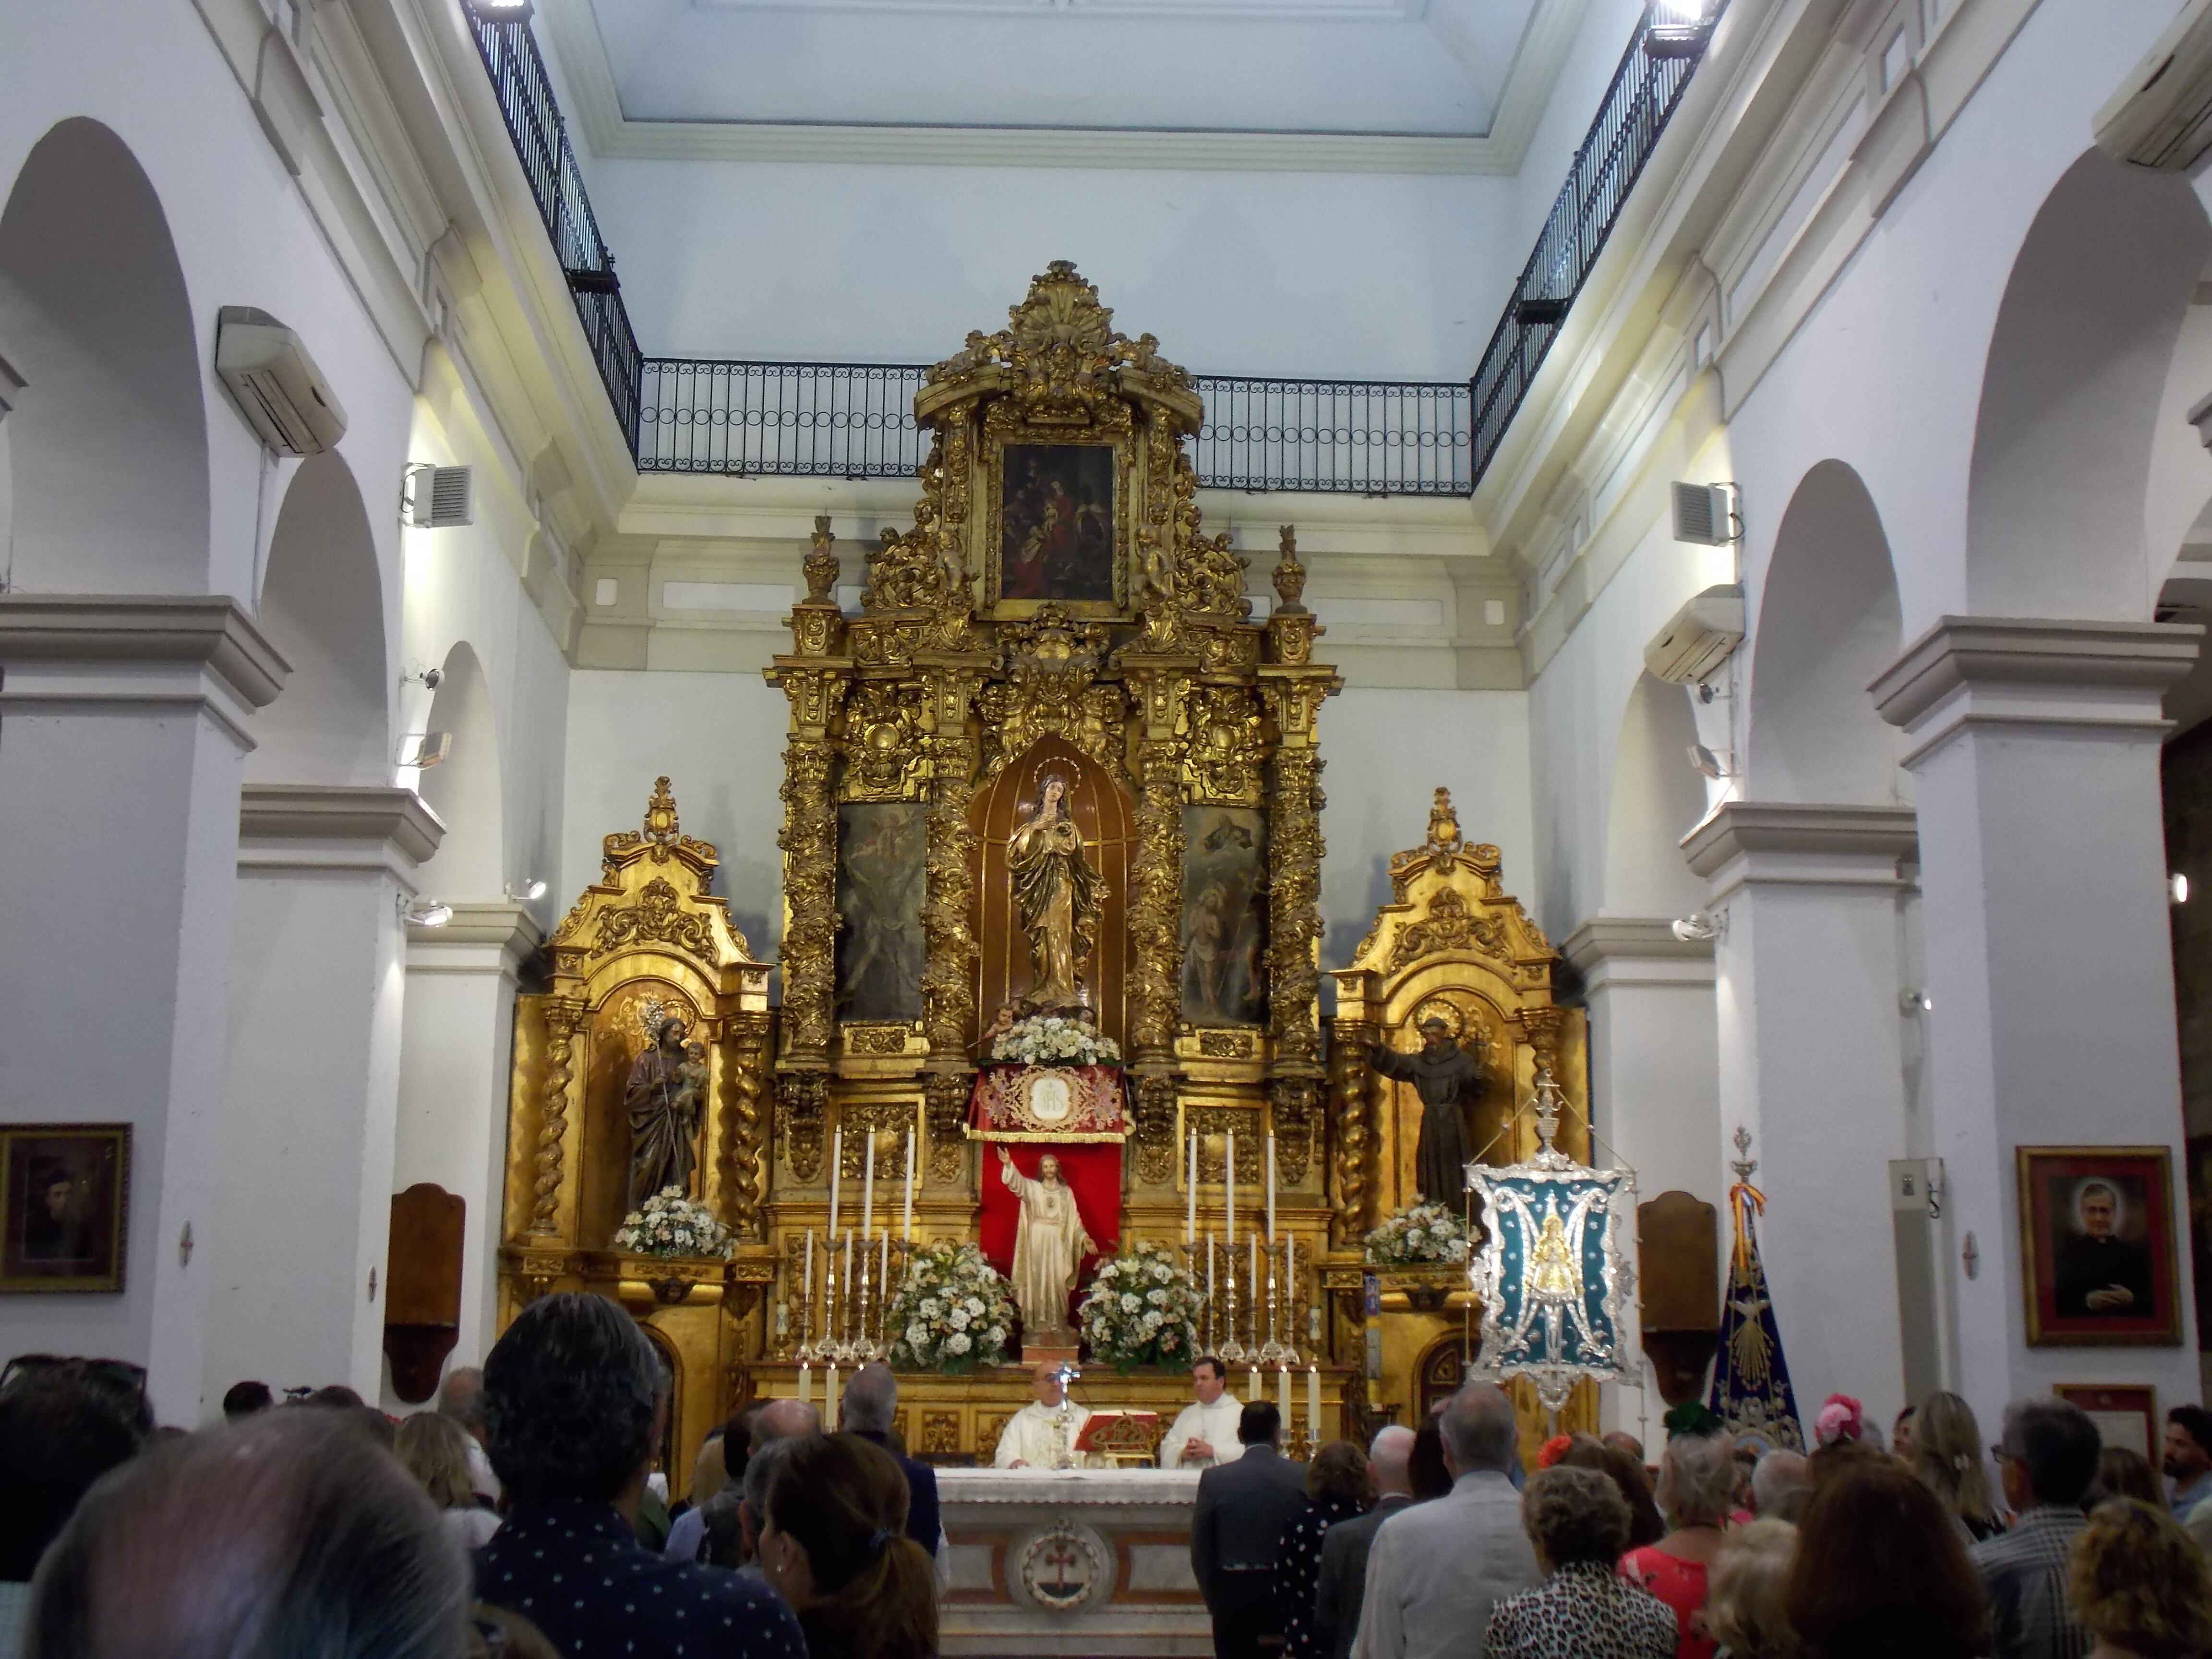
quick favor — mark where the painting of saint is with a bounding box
[1180,805,1268,1027]
[999,444,1116,604]
[1,1125,129,1292]
[2019,1146,2181,1346]
[836,803,926,1022]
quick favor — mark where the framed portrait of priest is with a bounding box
[989,441,1125,615]
[0,1123,131,1294]
[2018,1146,2182,1346]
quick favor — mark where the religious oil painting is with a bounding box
[0,1124,130,1294]
[836,802,927,1022]
[2018,1146,2181,1347]
[998,443,1116,605]
[1179,805,1268,1028]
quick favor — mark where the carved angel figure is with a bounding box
[1007,773,1106,1009]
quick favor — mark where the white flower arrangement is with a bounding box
[613,1187,733,1259]
[1363,1201,1472,1266]
[886,1240,1018,1375]
[1078,1241,1205,1373]
[989,1012,1122,1068]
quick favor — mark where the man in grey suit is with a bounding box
[1350,1383,1539,1659]
[1191,1398,1310,1659]
[1313,1425,1416,1659]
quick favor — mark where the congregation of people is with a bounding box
[12,1309,2212,1659]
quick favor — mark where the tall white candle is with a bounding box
[878,1230,891,1337]
[1187,1131,1198,1245]
[1207,1234,1216,1321]
[1308,1363,1321,1446]
[799,1360,811,1411]
[803,1228,815,1348]
[1249,1232,1259,1313]
[862,1131,876,1237]
[1226,1131,1236,1250]
[902,1127,916,1241]
[1267,1132,1277,1242]
[844,1229,855,1337]
[826,1363,840,1428]
[1279,1363,1291,1428]
[829,1127,844,1234]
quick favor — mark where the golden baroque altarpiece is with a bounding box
[498,266,1593,1479]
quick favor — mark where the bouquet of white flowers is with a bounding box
[1363,1202,1471,1266]
[613,1187,733,1259]
[886,1240,1018,1375]
[1077,1240,1205,1373]
[989,1012,1122,1068]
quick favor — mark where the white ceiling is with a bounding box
[582,0,1549,137]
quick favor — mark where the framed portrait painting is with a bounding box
[0,1123,130,1293]
[992,441,1121,613]
[2018,1146,2181,1346]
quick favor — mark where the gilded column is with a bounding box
[1119,654,1194,1187]
[1326,1014,1376,1247]
[529,994,587,1235]
[721,1010,774,1241]
[917,659,987,1059]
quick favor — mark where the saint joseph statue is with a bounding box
[625,1015,706,1209]
[997,1147,1096,1338]
[1007,773,1104,1009]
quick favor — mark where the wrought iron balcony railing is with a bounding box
[465,4,1718,499]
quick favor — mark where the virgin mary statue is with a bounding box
[1007,772,1105,1008]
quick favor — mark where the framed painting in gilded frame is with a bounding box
[2053,1384,2157,1457]
[2018,1146,2182,1347]
[0,1123,131,1293]
[987,439,1127,617]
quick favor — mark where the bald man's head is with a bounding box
[1369,1425,1417,1498]
[751,1397,820,1447]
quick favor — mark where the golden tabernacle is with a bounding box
[496,266,1597,1506]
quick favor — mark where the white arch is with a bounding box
[418,641,505,898]
[1968,150,2212,620]
[0,117,207,593]
[1602,671,1708,916]
[246,452,389,786]
[1747,459,1907,806]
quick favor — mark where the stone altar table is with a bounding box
[937,1467,1209,1657]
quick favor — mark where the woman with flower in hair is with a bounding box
[1909,1392,2004,1544]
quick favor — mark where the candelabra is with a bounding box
[1219,1256,1246,1365]
[1258,1237,1299,1367]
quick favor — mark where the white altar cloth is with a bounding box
[937,1467,1208,1656]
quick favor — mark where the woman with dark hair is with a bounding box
[1557,1435,1667,1551]
[761,1432,937,1659]
[1409,1417,1454,1501]
[1275,1440,1372,1659]
[1784,1462,1984,1659]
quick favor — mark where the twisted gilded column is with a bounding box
[529,994,587,1234]
[720,1010,774,1240]
[1120,655,1193,1187]
[1326,1016,1375,1247]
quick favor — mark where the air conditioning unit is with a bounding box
[404,464,474,529]
[1644,584,1746,685]
[1671,481,1738,546]
[214,307,347,456]
[2095,0,2212,171]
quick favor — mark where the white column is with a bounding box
[202,786,443,1412]
[0,597,286,1424]
[1873,617,2200,1421]
[390,900,542,1406]
[1563,917,1720,1441]
[1684,803,1919,1431]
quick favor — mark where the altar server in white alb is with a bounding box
[994,1361,1094,1468]
[1160,1355,1248,1468]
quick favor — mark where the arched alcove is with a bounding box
[247,452,389,785]
[0,119,207,593]
[1602,671,1710,914]
[418,642,505,898]
[1968,151,2212,619]
[1748,460,1907,805]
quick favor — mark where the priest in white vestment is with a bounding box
[1159,1355,1248,1468]
[997,1147,1096,1339]
[994,1361,1095,1468]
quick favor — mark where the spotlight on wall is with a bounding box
[2173,872,2192,905]
[509,878,550,902]
[1687,743,1736,780]
[1899,988,1934,1014]
[396,732,453,769]
[403,665,444,691]
[1671,913,1721,944]
[402,897,454,928]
